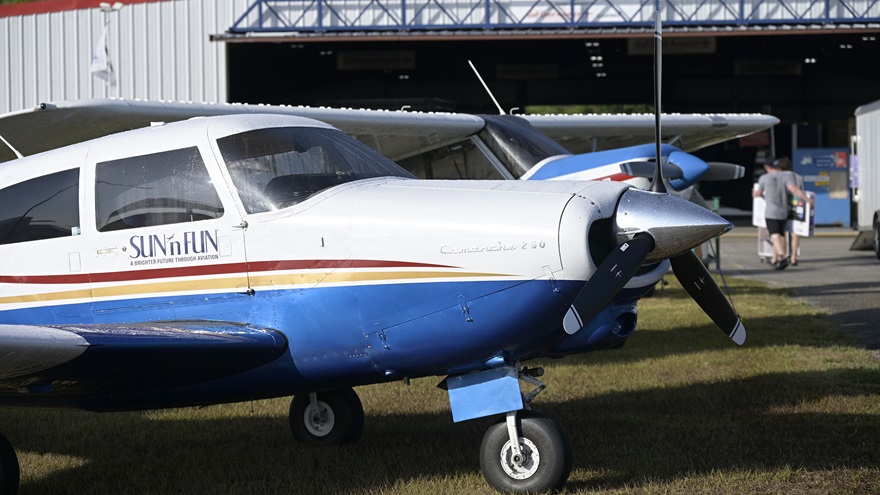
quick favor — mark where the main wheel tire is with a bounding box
[0,433,19,495]
[289,388,364,445]
[873,216,880,260]
[479,411,572,494]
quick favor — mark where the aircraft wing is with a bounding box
[0,321,287,398]
[523,113,778,154]
[0,99,484,163]
[0,98,777,163]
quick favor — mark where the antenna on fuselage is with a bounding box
[467,60,506,115]
[0,133,24,159]
[649,10,667,194]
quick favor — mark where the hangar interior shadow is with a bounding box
[227,32,880,212]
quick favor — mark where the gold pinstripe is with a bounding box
[0,270,511,306]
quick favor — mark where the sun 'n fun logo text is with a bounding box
[129,230,221,266]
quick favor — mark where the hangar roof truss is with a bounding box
[220,0,880,40]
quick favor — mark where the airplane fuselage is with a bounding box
[0,114,641,411]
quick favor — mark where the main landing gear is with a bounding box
[0,431,19,495]
[289,388,364,444]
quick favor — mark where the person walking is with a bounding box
[777,157,805,265]
[753,158,814,270]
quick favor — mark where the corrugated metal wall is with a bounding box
[855,100,880,230]
[0,0,251,115]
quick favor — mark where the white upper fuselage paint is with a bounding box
[0,114,628,320]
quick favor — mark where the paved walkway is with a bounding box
[710,223,880,349]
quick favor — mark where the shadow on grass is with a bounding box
[792,280,880,298]
[648,278,797,301]
[4,407,488,495]
[557,310,856,368]
[541,368,880,491]
[4,365,879,494]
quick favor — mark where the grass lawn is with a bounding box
[2,277,878,494]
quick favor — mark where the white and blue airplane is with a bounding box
[0,111,744,494]
[0,98,775,312]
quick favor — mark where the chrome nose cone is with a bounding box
[615,188,731,262]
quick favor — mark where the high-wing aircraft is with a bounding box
[0,98,776,186]
[0,111,744,494]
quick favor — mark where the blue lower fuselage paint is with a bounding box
[0,276,641,411]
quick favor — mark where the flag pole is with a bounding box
[97,2,123,97]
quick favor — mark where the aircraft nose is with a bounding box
[614,188,731,263]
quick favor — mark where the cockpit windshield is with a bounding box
[478,115,571,178]
[216,126,414,213]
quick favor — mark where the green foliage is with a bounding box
[2,277,878,494]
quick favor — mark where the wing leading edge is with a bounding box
[523,113,779,153]
[0,98,778,163]
[0,99,484,163]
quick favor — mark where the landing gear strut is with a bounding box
[289,388,364,445]
[0,432,19,495]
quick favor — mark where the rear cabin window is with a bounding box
[95,147,224,232]
[0,168,80,245]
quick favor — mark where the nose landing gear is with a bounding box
[480,410,572,493]
[445,364,573,493]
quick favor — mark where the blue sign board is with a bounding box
[792,148,851,226]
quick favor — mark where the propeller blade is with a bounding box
[620,161,683,180]
[670,250,746,345]
[563,234,655,335]
[700,162,746,181]
[650,11,665,193]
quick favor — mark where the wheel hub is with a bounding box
[303,401,335,437]
[500,438,539,480]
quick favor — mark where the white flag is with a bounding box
[90,24,116,87]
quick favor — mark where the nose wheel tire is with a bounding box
[480,411,572,493]
[289,388,364,445]
[0,433,19,495]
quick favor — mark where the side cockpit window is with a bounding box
[0,168,80,245]
[217,126,413,214]
[95,147,224,232]
[398,139,506,180]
